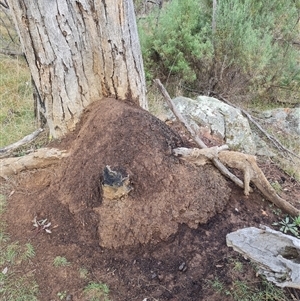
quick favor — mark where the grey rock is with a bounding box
[226,226,300,289]
[172,96,256,154]
[178,262,187,272]
[260,108,300,136]
[252,133,276,157]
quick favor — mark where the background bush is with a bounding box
[138,0,300,103]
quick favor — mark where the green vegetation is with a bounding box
[79,267,89,279]
[271,181,282,193]
[53,256,71,267]
[138,0,300,103]
[83,282,111,301]
[210,276,290,301]
[209,277,226,293]
[209,259,291,301]
[139,0,213,84]
[0,8,35,148]
[57,291,67,300]
[0,193,38,300]
[273,215,300,238]
[231,279,290,301]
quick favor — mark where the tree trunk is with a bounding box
[7,0,147,138]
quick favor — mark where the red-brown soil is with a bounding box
[2,98,300,301]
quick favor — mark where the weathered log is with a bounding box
[227,226,300,289]
[0,148,69,179]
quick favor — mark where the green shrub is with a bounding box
[138,0,300,103]
[214,0,300,101]
[138,0,213,84]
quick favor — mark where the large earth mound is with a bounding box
[4,97,300,300]
[55,98,231,248]
[52,97,230,248]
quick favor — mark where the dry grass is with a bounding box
[0,54,35,148]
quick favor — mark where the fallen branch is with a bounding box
[173,146,228,165]
[155,79,299,216]
[218,96,300,160]
[0,128,44,158]
[0,148,69,179]
[154,78,245,190]
[175,147,300,216]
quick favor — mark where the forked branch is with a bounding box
[154,79,300,216]
[154,78,245,189]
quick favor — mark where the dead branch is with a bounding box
[173,146,228,165]
[0,148,69,179]
[175,146,300,216]
[218,96,300,160]
[154,78,245,190]
[154,79,300,216]
[0,128,44,158]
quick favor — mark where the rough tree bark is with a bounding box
[7,0,147,138]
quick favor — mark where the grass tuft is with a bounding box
[83,282,111,301]
[53,256,71,267]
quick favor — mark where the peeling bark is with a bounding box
[7,0,147,138]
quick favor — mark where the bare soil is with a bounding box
[2,98,300,301]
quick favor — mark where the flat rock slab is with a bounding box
[226,226,300,289]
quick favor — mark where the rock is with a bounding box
[178,262,187,272]
[226,226,300,289]
[171,96,256,154]
[259,108,300,136]
[252,133,276,157]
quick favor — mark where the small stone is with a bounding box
[66,295,73,301]
[178,262,187,272]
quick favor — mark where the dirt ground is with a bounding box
[2,98,300,301]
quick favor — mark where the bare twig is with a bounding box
[154,78,245,190]
[0,128,44,158]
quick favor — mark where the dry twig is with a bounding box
[218,96,300,160]
[0,128,44,158]
[154,78,244,190]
